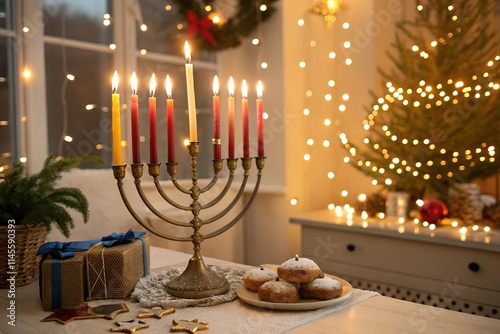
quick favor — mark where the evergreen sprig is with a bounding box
[0,154,102,237]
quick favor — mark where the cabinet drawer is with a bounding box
[301,226,500,292]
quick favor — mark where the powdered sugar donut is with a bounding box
[257,278,300,303]
[299,276,343,300]
[243,265,277,291]
[277,255,323,283]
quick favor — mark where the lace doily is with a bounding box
[131,266,245,308]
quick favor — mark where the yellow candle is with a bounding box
[111,71,122,165]
[184,41,197,142]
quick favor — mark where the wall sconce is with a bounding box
[311,0,343,30]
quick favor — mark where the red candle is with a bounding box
[166,75,175,162]
[130,72,141,164]
[256,81,264,157]
[149,73,158,163]
[213,75,221,160]
[228,76,235,159]
[241,80,249,158]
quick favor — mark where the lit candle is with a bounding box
[228,76,235,159]
[111,71,122,165]
[131,71,141,164]
[256,80,264,157]
[166,75,175,163]
[149,73,157,163]
[184,41,197,142]
[241,79,249,158]
[213,75,221,160]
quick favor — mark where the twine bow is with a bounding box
[101,229,146,247]
[186,10,215,45]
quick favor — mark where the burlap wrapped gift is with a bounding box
[37,239,100,311]
[86,230,150,300]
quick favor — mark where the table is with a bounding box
[1,246,499,333]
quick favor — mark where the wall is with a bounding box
[217,0,409,266]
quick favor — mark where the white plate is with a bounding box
[236,274,353,311]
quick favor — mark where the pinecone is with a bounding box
[483,203,500,226]
[448,184,484,225]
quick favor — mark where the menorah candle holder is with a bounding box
[112,142,265,299]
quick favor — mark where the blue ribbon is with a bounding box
[101,229,148,276]
[50,258,62,309]
[101,229,145,247]
[37,239,100,259]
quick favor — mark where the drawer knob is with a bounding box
[468,262,480,272]
[346,244,356,252]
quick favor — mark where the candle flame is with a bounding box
[149,73,156,97]
[228,76,234,97]
[112,71,118,93]
[184,41,191,63]
[242,80,248,99]
[131,71,138,95]
[166,75,172,99]
[213,75,219,96]
[257,80,263,99]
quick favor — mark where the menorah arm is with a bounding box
[113,165,192,242]
[199,159,223,193]
[200,158,238,211]
[203,173,262,239]
[134,178,192,228]
[165,162,191,194]
[202,174,248,223]
[147,163,192,211]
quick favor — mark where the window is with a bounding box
[0,0,217,178]
[0,0,16,173]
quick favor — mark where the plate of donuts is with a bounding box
[236,258,353,311]
[236,273,352,311]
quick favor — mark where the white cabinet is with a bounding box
[291,210,500,319]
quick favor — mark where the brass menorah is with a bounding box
[112,142,265,299]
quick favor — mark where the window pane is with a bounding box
[45,45,113,167]
[136,59,215,179]
[0,0,14,30]
[137,0,215,62]
[0,36,15,172]
[43,0,113,45]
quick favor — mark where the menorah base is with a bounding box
[166,254,229,299]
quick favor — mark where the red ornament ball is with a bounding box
[420,200,448,224]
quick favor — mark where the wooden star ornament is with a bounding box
[137,306,175,319]
[110,319,149,333]
[90,303,129,319]
[171,319,209,333]
[41,304,99,324]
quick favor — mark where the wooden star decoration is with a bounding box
[90,303,129,319]
[171,319,209,333]
[41,304,99,324]
[137,306,175,319]
[110,319,149,333]
[42,304,97,325]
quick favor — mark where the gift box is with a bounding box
[39,251,87,311]
[38,239,100,311]
[86,230,150,300]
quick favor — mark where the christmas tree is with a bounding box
[342,0,500,200]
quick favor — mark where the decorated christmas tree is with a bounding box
[342,0,500,201]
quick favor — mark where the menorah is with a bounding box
[112,142,265,299]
